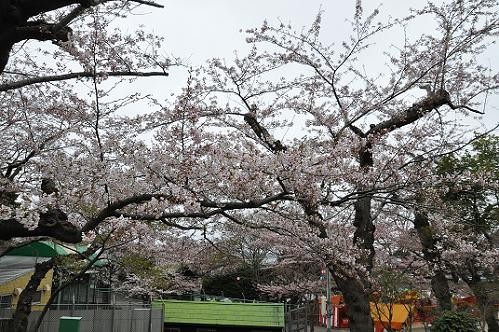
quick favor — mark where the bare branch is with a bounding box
[0,71,168,91]
[129,0,164,8]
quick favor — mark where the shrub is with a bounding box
[431,311,477,332]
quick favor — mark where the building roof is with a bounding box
[5,240,107,267]
[0,241,108,288]
[0,255,50,285]
[154,299,285,328]
[8,240,84,257]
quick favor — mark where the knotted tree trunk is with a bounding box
[413,207,452,311]
[11,259,53,332]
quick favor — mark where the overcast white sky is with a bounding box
[125,0,498,132]
[137,0,412,63]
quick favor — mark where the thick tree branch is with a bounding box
[82,193,168,232]
[1,190,291,247]
[0,215,82,243]
[0,71,168,91]
[0,178,80,243]
[129,0,163,8]
[243,112,287,153]
[0,0,164,75]
[99,192,293,227]
[14,22,72,43]
[348,124,367,138]
[0,22,72,72]
[15,1,87,20]
[367,89,451,136]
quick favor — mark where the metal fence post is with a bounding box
[129,305,134,332]
[110,304,115,332]
[92,305,96,332]
[148,304,152,332]
[162,302,165,332]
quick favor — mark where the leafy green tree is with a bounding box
[438,135,499,237]
[437,135,499,332]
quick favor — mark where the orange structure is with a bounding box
[370,303,414,332]
[318,295,414,331]
[319,293,498,330]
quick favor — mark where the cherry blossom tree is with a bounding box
[0,1,177,331]
[2,1,499,332]
[0,4,293,331]
[142,1,498,330]
[0,0,170,248]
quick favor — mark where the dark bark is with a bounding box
[327,126,375,332]
[340,89,458,327]
[0,179,82,244]
[430,270,452,311]
[0,0,83,74]
[243,91,459,332]
[367,89,451,136]
[413,208,452,311]
[6,0,86,20]
[352,142,376,270]
[332,143,375,332]
[469,281,499,332]
[0,209,82,243]
[334,273,374,332]
[353,195,375,271]
[11,259,54,332]
[461,273,499,332]
[350,89,455,276]
[243,112,287,152]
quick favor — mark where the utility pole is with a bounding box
[326,269,332,332]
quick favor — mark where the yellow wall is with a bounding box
[0,269,53,310]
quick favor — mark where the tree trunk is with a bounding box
[429,270,452,311]
[328,142,376,332]
[334,274,374,332]
[468,280,499,332]
[11,259,53,332]
[353,142,376,270]
[484,304,499,332]
[353,195,375,271]
[413,208,452,311]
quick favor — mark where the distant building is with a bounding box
[0,255,53,309]
[0,240,109,309]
